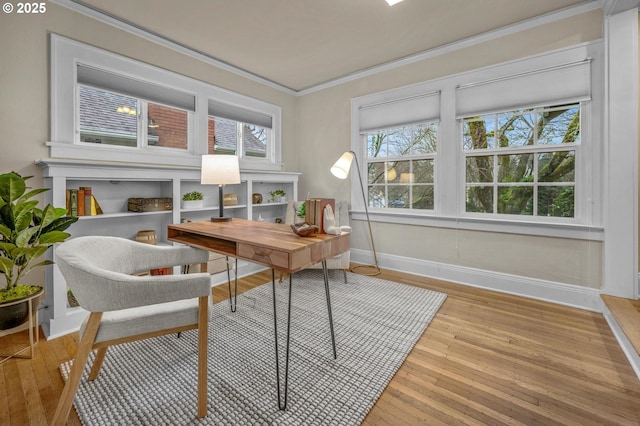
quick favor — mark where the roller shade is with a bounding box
[77,64,195,111]
[359,90,440,132]
[208,99,272,128]
[456,59,591,118]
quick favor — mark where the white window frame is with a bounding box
[350,41,603,240]
[50,34,282,170]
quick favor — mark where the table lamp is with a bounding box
[201,154,241,222]
[331,150,381,276]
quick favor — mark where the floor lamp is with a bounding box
[201,154,241,222]
[331,151,381,276]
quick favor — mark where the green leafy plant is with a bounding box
[269,189,286,202]
[297,202,306,218]
[182,191,204,201]
[0,172,77,303]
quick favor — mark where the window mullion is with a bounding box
[139,99,147,149]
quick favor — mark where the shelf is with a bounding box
[252,202,288,208]
[77,210,173,220]
[180,204,247,213]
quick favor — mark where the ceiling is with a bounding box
[68,0,598,93]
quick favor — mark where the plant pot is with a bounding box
[182,200,203,209]
[0,287,44,331]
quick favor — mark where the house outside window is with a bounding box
[462,104,579,218]
[207,117,269,158]
[365,122,437,210]
[79,86,189,150]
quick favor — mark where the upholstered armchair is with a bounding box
[52,236,211,425]
[284,200,351,282]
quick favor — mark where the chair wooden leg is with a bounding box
[197,296,208,418]
[88,347,108,381]
[52,312,103,426]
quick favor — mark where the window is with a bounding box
[207,117,269,158]
[463,104,579,217]
[79,86,189,150]
[50,35,282,169]
[366,122,437,210]
[350,42,601,236]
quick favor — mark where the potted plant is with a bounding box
[182,191,204,209]
[296,201,306,224]
[0,172,77,329]
[269,189,286,203]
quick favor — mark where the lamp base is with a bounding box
[350,264,381,276]
[210,216,233,222]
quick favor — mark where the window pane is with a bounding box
[368,132,386,158]
[466,186,493,213]
[538,186,574,217]
[243,124,267,158]
[147,102,187,150]
[388,186,410,209]
[209,117,237,154]
[498,186,533,215]
[498,154,533,183]
[466,156,493,183]
[538,106,580,145]
[412,123,438,154]
[79,86,137,147]
[413,159,434,183]
[368,162,386,185]
[463,116,495,150]
[387,128,412,157]
[368,186,385,208]
[538,151,575,182]
[413,185,434,209]
[497,110,534,148]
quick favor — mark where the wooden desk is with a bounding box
[168,218,350,410]
[168,218,350,273]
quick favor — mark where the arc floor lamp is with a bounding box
[331,151,381,276]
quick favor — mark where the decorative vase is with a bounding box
[182,200,203,209]
[0,288,44,330]
[252,193,263,204]
[135,229,157,245]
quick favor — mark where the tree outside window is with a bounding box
[463,104,579,218]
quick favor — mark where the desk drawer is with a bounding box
[238,243,289,269]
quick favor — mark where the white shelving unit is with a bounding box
[37,159,300,339]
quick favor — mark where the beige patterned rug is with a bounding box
[61,270,446,425]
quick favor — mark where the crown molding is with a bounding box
[51,0,604,96]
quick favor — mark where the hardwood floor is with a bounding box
[2,268,639,425]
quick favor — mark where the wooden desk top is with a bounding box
[168,219,350,273]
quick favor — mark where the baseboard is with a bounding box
[600,299,640,380]
[350,249,602,312]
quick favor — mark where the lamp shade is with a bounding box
[201,155,240,185]
[330,151,354,180]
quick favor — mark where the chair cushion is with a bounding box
[81,298,209,344]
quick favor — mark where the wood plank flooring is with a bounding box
[1,268,639,425]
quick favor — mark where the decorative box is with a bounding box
[223,193,238,206]
[127,197,173,212]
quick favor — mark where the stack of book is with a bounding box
[304,198,335,234]
[66,187,103,216]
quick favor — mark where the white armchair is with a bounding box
[284,200,351,282]
[52,236,211,425]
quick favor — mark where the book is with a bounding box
[80,186,92,215]
[306,198,335,234]
[77,189,85,216]
[68,189,78,216]
[91,194,103,215]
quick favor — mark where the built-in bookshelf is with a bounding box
[36,159,299,338]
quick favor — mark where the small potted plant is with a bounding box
[269,189,286,203]
[182,191,204,209]
[0,171,77,329]
[296,201,306,224]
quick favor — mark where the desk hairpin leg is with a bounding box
[271,269,293,410]
[322,260,337,359]
[226,256,238,313]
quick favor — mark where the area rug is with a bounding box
[61,270,447,425]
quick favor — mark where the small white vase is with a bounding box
[182,200,203,209]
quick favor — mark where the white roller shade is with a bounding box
[359,90,440,132]
[208,99,273,128]
[456,59,591,118]
[77,64,196,111]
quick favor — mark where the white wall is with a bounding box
[296,9,606,296]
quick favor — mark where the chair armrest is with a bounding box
[63,267,212,312]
